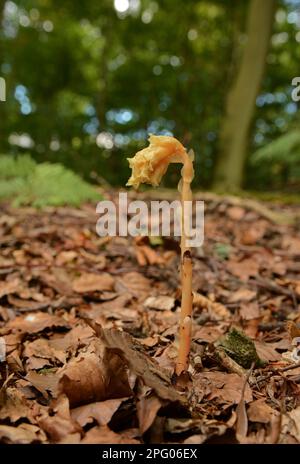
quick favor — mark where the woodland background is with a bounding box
[0,0,299,200]
[1,0,300,445]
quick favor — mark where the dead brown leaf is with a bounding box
[115,272,152,300]
[254,341,281,362]
[38,395,82,442]
[240,221,267,245]
[193,292,230,320]
[25,370,60,398]
[196,371,252,405]
[7,312,69,334]
[58,338,132,407]
[137,393,162,434]
[240,302,260,320]
[0,278,20,298]
[24,338,67,369]
[0,423,46,444]
[91,324,185,404]
[194,326,223,343]
[80,425,140,444]
[248,399,276,424]
[71,398,127,427]
[226,206,245,221]
[0,387,38,423]
[144,295,175,311]
[281,406,300,443]
[229,288,257,303]
[227,258,260,281]
[73,272,114,293]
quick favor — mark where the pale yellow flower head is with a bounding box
[127,134,187,189]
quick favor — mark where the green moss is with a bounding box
[215,327,265,369]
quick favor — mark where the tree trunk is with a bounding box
[213,0,275,192]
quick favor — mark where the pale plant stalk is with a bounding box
[126,135,195,375]
[175,151,194,375]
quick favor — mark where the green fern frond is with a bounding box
[0,155,100,207]
[252,130,300,165]
[0,154,37,178]
[0,177,26,199]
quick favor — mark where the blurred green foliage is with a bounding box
[213,242,232,260]
[0,154,100,206]
[251,129,300,190]
[0,0,299,191]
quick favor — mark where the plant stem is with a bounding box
[175,152,194,375]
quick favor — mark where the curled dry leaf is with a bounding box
[25,370,60,398]
[55,250,78,266]
[193,292,230,320]
[254,341,281,362]
[6,349,24,372]
[115,272,152,300]
[166,417,202,435]
[195,371,252,405]
[282,236,300,255]
[58,433,81,444]
[248,399,276,424]
[227,258,260,282]
[81,425,140,444]
[23,323,95,370]
[58,338,132,407]
[226,206,245,221]
[240,221,267,245]
[235,377,249,443]
[144,295,175,311]
[0,423,47,444]
[7,294,52,312]
[90,323,185,405]
[80,295,136,327]
[281,406,300,443]
[0,277,21,298]
[194,326,223,344]
[38,395,82,443]
[79,248,107,267]
[72,272,114,293]
[2,333,22,355]
[24,338,67,369]
[36,268,73,295]
[229,288,257,303]
[50,323,95,353]
[71,398,127,427]
[135,245,165,266]
[0,387,38,423]
[167,417,228,444]
[7,312,69,334]
[136,393,162,434]
[240,302,260,320]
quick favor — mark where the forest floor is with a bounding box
[0,191,300,444]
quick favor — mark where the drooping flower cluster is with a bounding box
[126,134,187,189]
